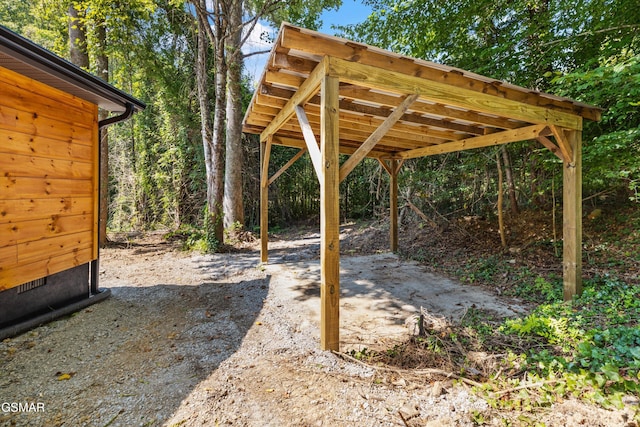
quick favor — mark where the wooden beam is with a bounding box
[279,25,602,122]
[550,124,575,162]
[563,129,583,300]
[272,136,391,158]
[340,93,418,182]
[268,147,307,186]
[399,124,548,159]
[389,159,399,252]
[320,74,341,351]
[326,56,583,130]
[260,135,272,188]
[261,84,487,135]
[536,135,565,161]
[260,137,272,263]
[260,57,327,142]
[295,105,323,179]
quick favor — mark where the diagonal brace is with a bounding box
[340,93,419,182]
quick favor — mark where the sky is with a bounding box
[243,0,373,84]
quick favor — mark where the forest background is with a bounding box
[0,0,638,250]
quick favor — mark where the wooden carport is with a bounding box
[242,23,602,351]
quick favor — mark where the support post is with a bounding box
[260,137,272,263]
[320,74,340,351]
[562,129,582,300]
[389,159,399,252]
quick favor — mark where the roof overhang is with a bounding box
[0,25,145,113]
[243,23,602,161]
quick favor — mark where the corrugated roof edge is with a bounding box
[0,25,145,113]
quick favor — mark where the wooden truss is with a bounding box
[244,24,602,351]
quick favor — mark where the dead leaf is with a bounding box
[57,372,75,381]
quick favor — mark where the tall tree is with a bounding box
[194,0,226,246]
[193,0,341,241]
[68,3,89,69]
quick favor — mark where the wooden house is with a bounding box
[0,25,145,336]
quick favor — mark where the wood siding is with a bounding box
[0,65,98,291]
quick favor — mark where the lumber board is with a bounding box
[272,136,390,158]
[399,125,548,159]
[550,125,575,162]
[268,148,307,185]
[340,94,418,182]
[536,135,565,161]
[327,57,583,130]
[0,67,95,129]
[0,66,95,112]
[279,25,601,122]
[295,106,323,179]
[260,139,270,263]
[0,152,92,179]
[0,197,92,224]
[0,246,94,291]
[0,105,94,145]
[563,129,583,300]
[260,83,523,131]
[0,177,93,199]
[0,244,17,266]
[320,74,341,351]
[17,232,92,264]
[0,213,93,247]
[260,57,327,141]
[1,132,93,162]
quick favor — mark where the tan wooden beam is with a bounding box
[398,124,548,159]
[550,124,575,162]
[279,25,602,122]
[339,93,419,182]
[327,56,583,130]
[562,129,583,300]
[268,147,307,186]
[272,136,391,158]
[536,135,565,161]
[389,159,400,252]
[260,137,272,263]
[320,74,341,351]
[295,105,322,179]
[260,57,327,142]
[261,84,486,135]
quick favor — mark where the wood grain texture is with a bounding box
[320,74,341,351]
[1,64,98,290]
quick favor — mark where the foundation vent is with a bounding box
[16,277,47,294]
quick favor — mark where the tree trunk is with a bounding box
[95,20,110,247]
[68,4,89,69]
[496,153,506,248]
[223,0,245,229]
[501,146,519,215]
[195,0,225,247]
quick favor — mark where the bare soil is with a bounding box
[0,223,635,426]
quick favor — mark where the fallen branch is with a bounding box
[332,350,484,388]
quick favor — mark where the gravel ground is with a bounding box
[0,233,634,426]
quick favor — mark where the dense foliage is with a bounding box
[3,0,637,233]
[339,0,640,218]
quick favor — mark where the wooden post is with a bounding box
[260,137,272,263]
[320,74,340,351]
[389,159,399,252]
[562,129,582,300]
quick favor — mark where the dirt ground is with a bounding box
[0,229,634,426]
